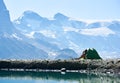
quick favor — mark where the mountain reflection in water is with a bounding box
[0,70,120,83]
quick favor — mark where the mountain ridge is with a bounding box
[1,0,120,59]
[0,0,48,59]
[13,10,120,59]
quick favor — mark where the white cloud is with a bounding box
[80,27,115,37]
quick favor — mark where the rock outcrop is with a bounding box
[79,48,102,59]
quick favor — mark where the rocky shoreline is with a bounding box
[0,59,120,75]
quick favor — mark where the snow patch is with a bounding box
[26,19,40,28]
[2,33,22,40]
[15,20,21,24]
[11,33,22,40]
[27,24,31,27]
[25,32,35,38]
[39,30,56,38]
[80,27,115,37]
[69,18,117,24]
[63,27,79,32]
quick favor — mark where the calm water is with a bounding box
[0,70,120,83]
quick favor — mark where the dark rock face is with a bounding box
[80,48,102,59]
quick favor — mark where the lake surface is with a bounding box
[0,70,120,83]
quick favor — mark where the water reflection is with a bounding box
[0,70,120,83]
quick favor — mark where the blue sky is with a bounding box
[4,0,120,21]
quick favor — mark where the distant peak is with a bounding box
[55,13,65,16]
[23,10,37,14]
[54,13,69,20]
[22,10,43,20]
[0,0,7,11]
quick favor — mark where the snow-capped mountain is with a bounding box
[13,10,120,59]
[0,0,48,59]
[1,0,120,59]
